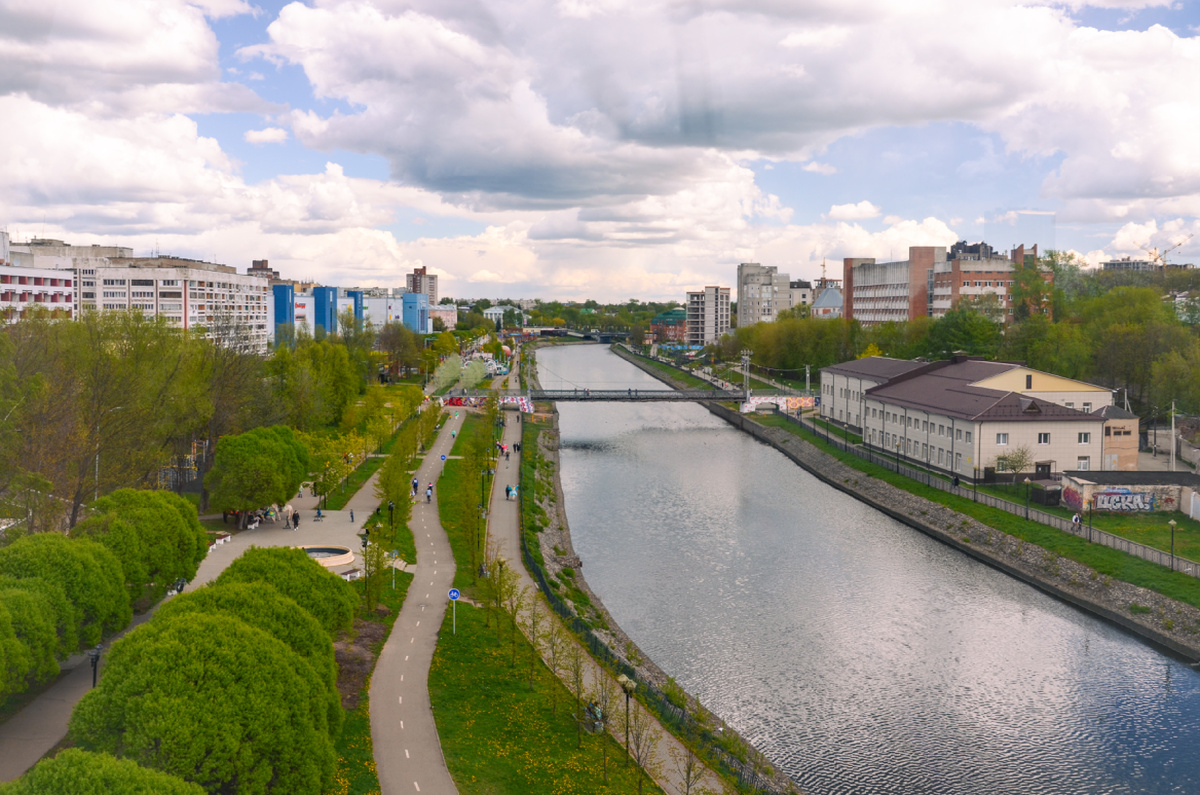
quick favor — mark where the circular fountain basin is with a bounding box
[298,545,355,568]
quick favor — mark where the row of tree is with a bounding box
[66,547,357,795]
[0,490,207,702]
[710,255,1200,415]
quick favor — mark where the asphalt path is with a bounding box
[369,408,464,795]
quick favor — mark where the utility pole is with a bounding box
[741,350,752,404]
[1171,400,1176,472]
[805,364,811,394]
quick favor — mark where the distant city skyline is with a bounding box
[2,0,1199,301]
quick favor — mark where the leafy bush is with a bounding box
[155,581,341,737]
[69,612,335,795]
[0,534,129,650]
[0,749,203,795]
[215,547,357,635]
[205,426,309,525]
[74,489,208,605]
[0,579,61,698]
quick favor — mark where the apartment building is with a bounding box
[650,307,688,343]
[406,266,438,306]
[686,286,731,346]
[737,263,793,326]
[0,231,76,320]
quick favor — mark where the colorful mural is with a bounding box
[1094,488,1156,512]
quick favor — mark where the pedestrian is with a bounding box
[506,450,510,461]
[293,513,301,529]
[412,477,418,496]
[426,485,433,503]
[505,484,511,500]
[1072,512,1081,533]
[350,510,354,522]
[284,514,291,530]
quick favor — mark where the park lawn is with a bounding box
[429,600,662,795]
[623,351,711,389]
[329,570,414,795]
[752,412,1200,610]
[438,413,492,594]
[808,415,864,445]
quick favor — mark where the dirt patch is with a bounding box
[334,619,388,709]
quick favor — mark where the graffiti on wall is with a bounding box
[1094,488,1156,512]
[1063,486,1083,511]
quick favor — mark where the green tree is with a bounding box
[73,489,208,605]
[205,426,308,528]
[0,534,129,650]
[69,612,335,795]
[0,749,204,795]
[155,581,341,738]
[0,576,66,697]
[925,307,1001,358]
[215,547,357,635]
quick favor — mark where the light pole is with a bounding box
[895,442,901,473]
[87,644,102,688]
[1024,477,1032,519]
[1169,519,1177,571]
[388,500,394,531]
[616,673,636,765]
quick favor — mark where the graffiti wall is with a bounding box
[1094,488,1158,512]
[740,396,813,413]
[1060,476,1187,513]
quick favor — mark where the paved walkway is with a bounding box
[370,409,463,795]
[488,387,732,794]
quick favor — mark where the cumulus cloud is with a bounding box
[244,127,289,144]
[826,201,882,221]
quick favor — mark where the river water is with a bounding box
[539,344,1200,795]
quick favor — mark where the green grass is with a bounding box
[438,414,492,592]
[429,601,662,795]
[620,349,711,389]
[809,416,863,445]
[752,412,1200,610]
[329,570,414,795]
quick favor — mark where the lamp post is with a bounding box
[895,442,901,473]
[1169,519,1177,571]
[388,500,394,531]
[616,673,637,765]
[86,644,102,688]
[1024,477,1032,519]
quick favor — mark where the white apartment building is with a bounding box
[90,257,271,351]
[821,356,1121,480]
[406,266,437,305]
[0,232,76,321]
[686,286,731,346]
[737,263,793,326]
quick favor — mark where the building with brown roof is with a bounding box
[821,356,1130,481]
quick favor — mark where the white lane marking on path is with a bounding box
[416,621,420,627]
[405,656,409,661]
[405,749,410,758]
[410,637,415,643]
[400,720,404,729]
[401,674,404,681]
[398,696,402,704]
[415,783,420,792]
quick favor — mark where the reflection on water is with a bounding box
[542,344,1200,795]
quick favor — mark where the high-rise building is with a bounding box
[686,286,731,346]
[406,266,438,306]
[401,292,430,334]
[736,263,792,326]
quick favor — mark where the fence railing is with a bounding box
[517,427,780,794]
[774,411,1200,579]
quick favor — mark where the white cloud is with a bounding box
[244,127,289,144]
[803,161,836,175]
[826,201,881,221]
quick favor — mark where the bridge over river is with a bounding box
[447,387,800,402]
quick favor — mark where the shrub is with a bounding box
[0,749,203,795]
[0,534,129,650]
[155,581,341,737]
[69,612,335,795]
[0,580,60,698]
[215,547,357,635]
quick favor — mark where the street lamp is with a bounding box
[895,442,901,473]
[87,644,102,688]
[1024,477,1032,519]
[616,673,637,765]
[1169,519,1177,571]
[388,500,395,531]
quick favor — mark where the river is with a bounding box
[538,343,1200,795]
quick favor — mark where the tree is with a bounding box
[215,547,357,635]
[626,698,661,794]
[362,538,390,614]
[590,672,619,784]
[69,612,336,795]
[0,534,129,650]
[0,576,65,698]
[669,745,718,795]
[205,426,308,528]
[925,307,1000,359]
[155,581,341,739]
[542,621,569,717]
[565,641,588,748]
[520,601,546,691]
[73,489,208,606]
[996,444,1032,475]
[0,749,204,795]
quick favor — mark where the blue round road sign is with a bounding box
[448,588,460,600]
[441,454,447,461]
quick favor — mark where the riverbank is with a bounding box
[610,345,1200,662]
[522,341,797,795]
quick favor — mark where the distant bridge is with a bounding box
[448,387,798,402]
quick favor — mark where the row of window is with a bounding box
[996,432,1091,446]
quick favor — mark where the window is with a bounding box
[1077,456,1090,471]
[1078,432,1091,444]
[922,421,928,432]
[996,433,1009,445]
[1038,433,1050,444]
[1105,426,1112,437]
[1082,402,1092,413]
[938,424,945,436]
[956,428,962,441]
[1025,374,1033,389]
[965,431,972,443]
[938,448,944,464]
[955,452,962,470]
[1065,402,1074,408]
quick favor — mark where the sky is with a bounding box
[3,0,1200,302]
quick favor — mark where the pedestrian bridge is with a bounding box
[447,388,797,402]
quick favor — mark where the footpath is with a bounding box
[369,409,463,795]
[488,372,733,794]
[0,455,387,781]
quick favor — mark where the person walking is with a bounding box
[350,510,355,522]
[426,484,433,503]
[1072,512,1081,533]
[412,477,418,496]
[293,512,301,530]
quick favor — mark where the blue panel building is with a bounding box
[401,292,429,334]
[346,290,364,325]
[312,286,338,336]
[272,284,295,330]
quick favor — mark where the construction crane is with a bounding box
[1160,233,1194,268]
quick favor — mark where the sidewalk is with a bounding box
[369,409,463,795]
[489,406,732,794]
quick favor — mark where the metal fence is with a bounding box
[517,429,780,794]
[777,411,1200,579]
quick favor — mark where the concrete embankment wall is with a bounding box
[610,344,1200,662]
